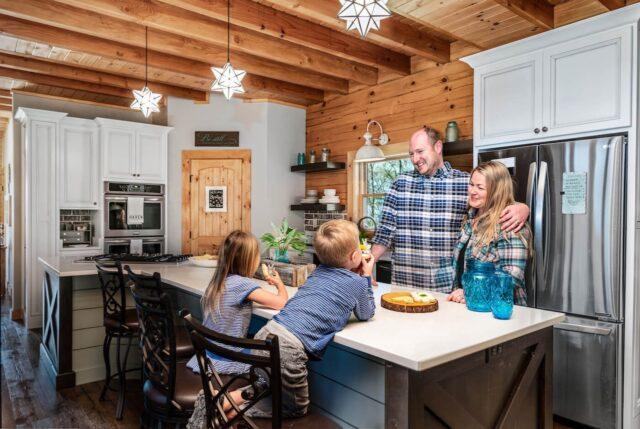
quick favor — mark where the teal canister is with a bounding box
[445,121,459,143]
[461,259,495,312]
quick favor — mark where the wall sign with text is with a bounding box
[195,131,239,147]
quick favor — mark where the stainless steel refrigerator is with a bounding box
[478,134,625,429]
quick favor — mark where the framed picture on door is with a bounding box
[205,186,227,213]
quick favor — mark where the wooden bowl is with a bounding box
[381,291,439,313]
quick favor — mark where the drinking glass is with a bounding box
[491,271,514,320]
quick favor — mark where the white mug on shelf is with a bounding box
[323,189,336,197]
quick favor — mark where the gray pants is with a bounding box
[247,320,310,418]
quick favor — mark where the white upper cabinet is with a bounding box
[136,131,166,182]
[476,53,543,145]
[102,127,136,181]
[59,118,100,209]
[97,118,171,183]
[543,26,632,138]
[464,19,634,147]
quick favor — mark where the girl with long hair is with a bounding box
[186,230,288,375]
[447,161,532,305]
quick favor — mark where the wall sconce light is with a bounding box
[355,120,389,163]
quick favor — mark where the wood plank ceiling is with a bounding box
[0,0,635,109]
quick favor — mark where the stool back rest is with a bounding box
[96,261,127,326]
[182,311,282,429]
[131,283,180,411]
[124,265,163,295]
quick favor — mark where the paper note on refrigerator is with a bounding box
[562,172,587,214]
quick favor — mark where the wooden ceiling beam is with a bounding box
[0,42,322,105]
[0,7,347,94]
[262,0,451,60]
[0,67,140,99]
[0,89,10,97]
[0,105,11,112]
[12,88,135,109]
[51,0,378,85]
[597,0,626,10]
[0,96,11,103]
[0,51,209,101]
[493,0,554,30]
[156,0,412,73]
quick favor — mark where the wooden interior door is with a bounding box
[182,150,251,255]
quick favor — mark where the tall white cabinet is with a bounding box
[15,108,67,330]
[15,108,171,330]
[462,6,640,429]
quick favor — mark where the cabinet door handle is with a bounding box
[534,128,540,134]
[542,126,548,132]
[93,202,97,205]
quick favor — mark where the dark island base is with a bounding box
[386,327,553,429]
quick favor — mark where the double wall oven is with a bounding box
[104,182,166,254]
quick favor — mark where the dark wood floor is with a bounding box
[1,298,143,428]
[0,296,582,429]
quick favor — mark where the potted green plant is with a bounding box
[260,218,306,263]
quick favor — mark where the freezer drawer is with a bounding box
[553,316,622,429]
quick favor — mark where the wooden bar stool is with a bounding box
[124,266,195,360]
[95,261,140,420]
[130,283,202,428]
[183,311,341,429]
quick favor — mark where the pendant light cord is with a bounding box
[227,0,230,63]
[145,26,148,86]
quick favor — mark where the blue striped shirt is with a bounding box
[187,274,260,374]
[372,163,469,292]
[273,265,375,358]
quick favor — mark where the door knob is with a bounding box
[534,128,540,134]
[542,126,548,132]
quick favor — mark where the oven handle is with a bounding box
[104,196,164,202]
[104,239,130,244]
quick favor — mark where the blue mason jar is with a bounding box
[461,259,495,312]
[491,270,514,320]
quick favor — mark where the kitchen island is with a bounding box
[39,256,564,428]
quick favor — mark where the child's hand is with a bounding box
[266,270,284,287]
[361,254,375,278]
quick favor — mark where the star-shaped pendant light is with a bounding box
[337,0,392,38]
[211,62,246,100]
[131,26,162,117]
[212,0,245,100]
[131,86,162,117]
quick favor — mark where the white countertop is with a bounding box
[39,255,565,371]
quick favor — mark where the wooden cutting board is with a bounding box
[381,292,439,313]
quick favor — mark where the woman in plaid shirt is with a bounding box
[448,161,532,306]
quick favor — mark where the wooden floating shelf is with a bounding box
[290,161,346,172]
[443,139,473,156]
[290,203,345,212]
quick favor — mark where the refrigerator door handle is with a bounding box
[554,322,613,336]
[525,162,537,213]
[534,161,548,290]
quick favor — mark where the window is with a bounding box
[359,157,412,223]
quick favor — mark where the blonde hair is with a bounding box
[202,230,261,313]
[468,161,531,251]
[313,220,359,268]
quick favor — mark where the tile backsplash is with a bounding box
[304,211,348,235]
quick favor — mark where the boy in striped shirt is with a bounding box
[249,219,376,418]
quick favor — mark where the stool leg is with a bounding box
[116,334,134,420]
[115,334,125,420]
[100,332,113,401]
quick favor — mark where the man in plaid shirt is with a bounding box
[371,127,529,291]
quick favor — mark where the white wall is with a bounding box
[166,95,305,254]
